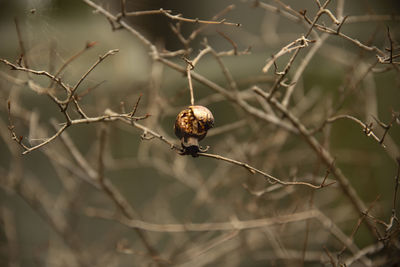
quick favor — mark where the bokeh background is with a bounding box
[0,0,399,266]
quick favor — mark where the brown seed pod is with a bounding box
[174,105,214,155]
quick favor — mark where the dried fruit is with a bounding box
[174,105,214,155]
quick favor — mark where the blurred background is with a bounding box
[0,0,399,266]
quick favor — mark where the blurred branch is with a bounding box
[1,206,20,267]
[66,49,119,104]
[86,207,319,232]
[344,243,384,266]
[49,41,97,89]
[252,86,377,235]
[14,17,29,68]
[53,122,165,265]
[3,175,90,266]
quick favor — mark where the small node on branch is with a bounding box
[363,122,374,136]
[299,9,307,16]
[336,15,348,34]
[141,131,155,140]
[181,56,194,70]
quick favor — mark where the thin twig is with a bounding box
[338,195,380,257]
[14,17,29,68]
[22,124,68,155]
[344,243,384,266]
[217,30,238,55]
[186,61,195,106]
[120,0,126,17]
[75,80,105,100]
[188,4,237,43]
[371,113,396,145]
[103,109,181,151]
[282,34,329,107]
[97,127,107,183]
[7,101,29,151]
[393,159,400,217]
[209,46,239,91]
[68,49,119,100]
[160,8,241,27]
[124,9,171,17]
[336,15,348,34]
[50,41,97,89]
[324,114,382,144]
[197,152,333,189]
[323,246,336,266]
[262,36,315,73]
[265,0,333,97]
[0,59,70,93]
[129,94,142,117]
[301,13,385,56]
[191,46,212,66]
[387,27,393,64]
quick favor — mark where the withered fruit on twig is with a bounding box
[174,105,214,156]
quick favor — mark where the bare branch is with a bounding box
[252,86,377,235]
[325,114,382,144]
[1,59,70,93]
[198,152,333,189]
[160,8,241,27]
[14,17,29,68]
[21,123,68,155]
[68,49,119,101]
